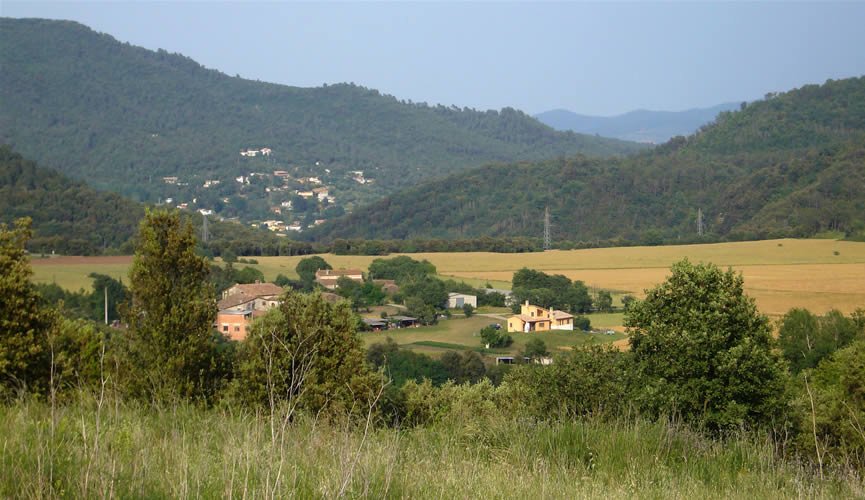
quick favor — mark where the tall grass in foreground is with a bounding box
[1,395,861,498]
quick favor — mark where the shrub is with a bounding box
[232,291,382,416]
[793,340,865,468]
[480,326,512,348]
[500,345,635,419]
[627,259,789,431]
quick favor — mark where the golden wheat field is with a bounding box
[31,239,865,316]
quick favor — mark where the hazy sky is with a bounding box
[4,2,865,116]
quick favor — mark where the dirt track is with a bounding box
[30,255,134,266]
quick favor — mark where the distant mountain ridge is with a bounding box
[311,77,865,244]
[535,103,741,143]
[0,18,646,224]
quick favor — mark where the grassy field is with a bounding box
[29,255,132,291]
[360,314,625,357]
[31,239,865,316]
[4,397,860,498]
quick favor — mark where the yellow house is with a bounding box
[507,301,575,332]
[507,301,552,333]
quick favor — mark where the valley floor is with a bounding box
[31,239,865,316]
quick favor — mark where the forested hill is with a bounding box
[0,18,644,210]
[0,146,143,254]
[0,147,294,256]
[310,77,865,244]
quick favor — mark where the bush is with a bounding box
[626,259,789,431]
[480,326,512,348]
[779,308,863,374]
[792,340,865,468]
[500,345,635,419]
[522,338,549,360]
[231,291,382,416]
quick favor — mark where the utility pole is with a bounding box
[104,286,108,325]
[697,208,704,237]
[543,206,551,250]
[202,212,209,243]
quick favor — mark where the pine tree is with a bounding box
[121,209,222,402]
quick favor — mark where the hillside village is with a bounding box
[151,146,373,236]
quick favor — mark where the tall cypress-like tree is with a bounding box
[121,209,221,402]
[0,218,53,396]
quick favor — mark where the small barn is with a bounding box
[447,292,477,309]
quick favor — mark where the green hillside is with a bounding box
[0,18,644,225]
[310,77,865,243]
[0,146,294,256]
[0,146,143,254]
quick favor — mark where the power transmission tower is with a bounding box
[697,208,704,237]
[543,206,551,250]
[202,212,209,243]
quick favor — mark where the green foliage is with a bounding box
[510,268,593,314]
[220,248,237,264]
[792,340,865,468]
[120,209,226,402]
[626,260,789,431]
[595,290,613,313]
[36,273,129,323]
[0,218,53,396]
[208,263,266,294]
[334,277,386,311]
[462,303,474,317]
[438,350,487,385]
[480,326,513,349]
[501,346,634,419]
[2,397,860,498]
[0,146,141,255]
[522,338,549,360]
[49,317,107,393]
[295,256,331,290]
[404,296,437,326]
[779,308,864,374]
[366,338,449,387]
[402,276,447,311]
[313,77,865,243]
[573,315,591,332]
[274,273,293,287]
[368,256,436,284]
[232,291,380,415]
[621,294,636,312]
[0,18,641,222]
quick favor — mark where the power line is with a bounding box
[697,208,704,237]
[202,212,209,243]
[543,206,551,250]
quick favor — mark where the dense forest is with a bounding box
[0,146,298,255]
[310,77,865,243]
[0,18,644,219]
[0,146,142,254]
